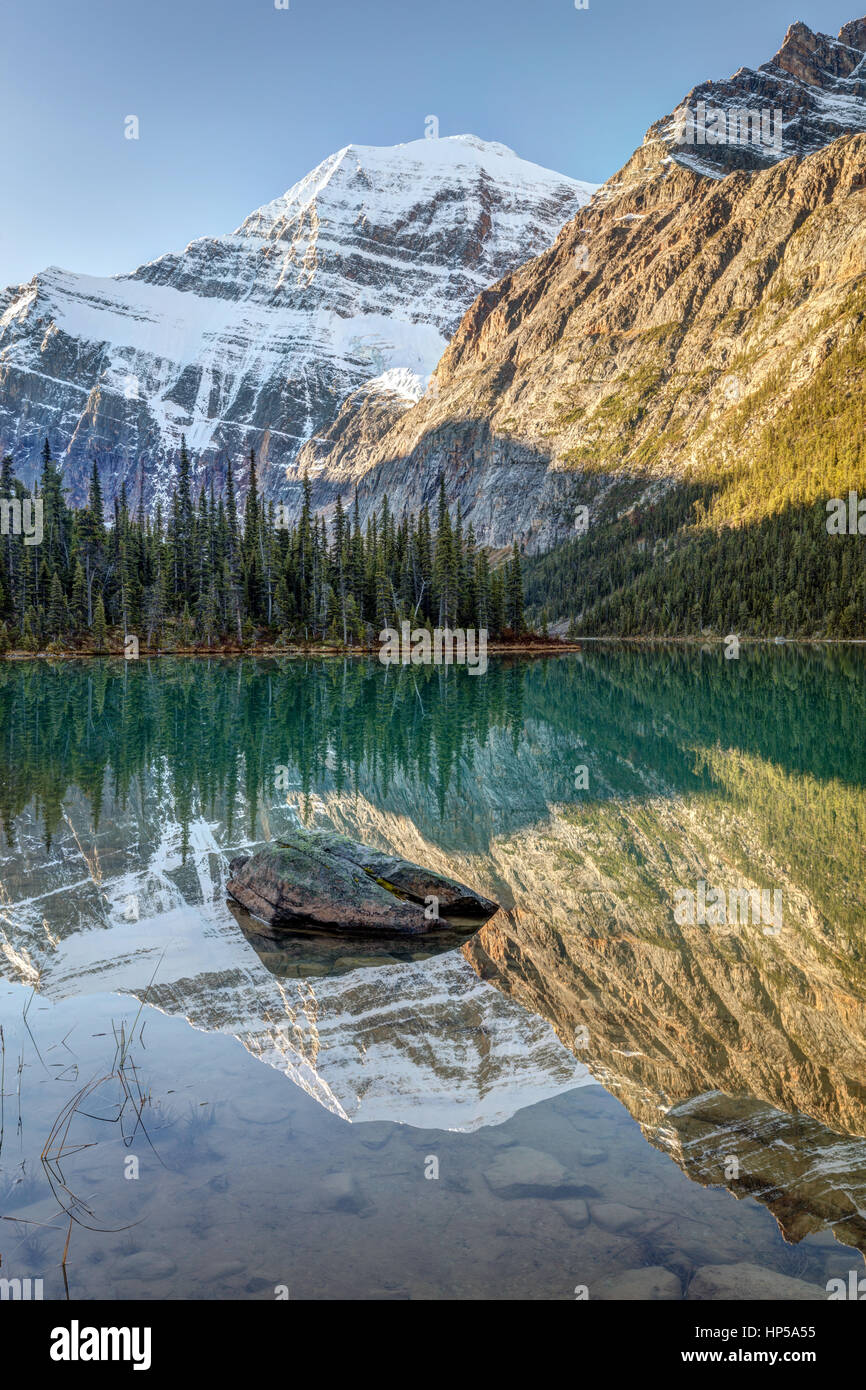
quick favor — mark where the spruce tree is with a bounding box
[92,594,107,652]
[47,571,66,638]
[506,541,525,634]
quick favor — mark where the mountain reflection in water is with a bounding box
[0,648,864,1297]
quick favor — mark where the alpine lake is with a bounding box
[0,646,864,1302]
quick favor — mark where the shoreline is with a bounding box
[1,636,864,661]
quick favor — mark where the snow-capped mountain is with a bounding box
[0,136,595,510]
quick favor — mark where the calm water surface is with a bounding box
[0,649,864,1300]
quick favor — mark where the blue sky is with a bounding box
[0,0,858,287]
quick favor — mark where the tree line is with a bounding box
[525,483,866,639]
[0,440,527,651]
[526,326,866,639]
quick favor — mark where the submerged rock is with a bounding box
[593,1267,682,1301]
[226,830,498,937]
[687,1263,826,1301]
[483,1146,595,1200]
[557,1199,590,1229]
[590,1201,644,1233]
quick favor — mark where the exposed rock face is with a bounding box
[294,375,417,507]
[639,17,866,181]
[0,137,593,512]
[226,831,498,934]
[336,132,866,552]
[309,18,866,555]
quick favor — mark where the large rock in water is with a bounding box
[226,831,499,936]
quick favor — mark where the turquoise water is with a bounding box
[0,649,864,1300]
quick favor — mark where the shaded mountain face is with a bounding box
[0,137,593,512]
[308,17,866,582]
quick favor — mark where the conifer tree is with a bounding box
[0,443,547,650]
[92,594,107,652]
[506,540,525,634]
[47,571,66,638]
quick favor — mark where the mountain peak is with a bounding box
[839,15,866,48]
[768,15,866,85]
[237,134,593,241]
[624,11,866,184]
[0,133,594,510]
[345,133,521,160]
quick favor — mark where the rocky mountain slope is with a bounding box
[302,18,866,634]
[642,15,866,180]
[0,137,593,513]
